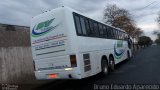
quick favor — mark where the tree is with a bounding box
[155,38,160,44]
[153,30,160,44]
[138,36,152,47]
[155,33,160,44]
[103,4,143,38]
[133,28,144,39]
[113,15,133,30]
[103,4,130,25]
[155,13,160,44]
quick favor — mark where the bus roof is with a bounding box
[33,6,126,33]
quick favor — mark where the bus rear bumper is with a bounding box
[34,69,82,80]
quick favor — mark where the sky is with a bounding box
[0,0,160,40]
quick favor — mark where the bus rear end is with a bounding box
[30,7,81,79]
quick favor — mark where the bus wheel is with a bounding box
[127,51,131,60]
[101,58,108,76]
[109,56,115,71]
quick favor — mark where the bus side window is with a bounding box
[124,33,128,40]
[89,20,94,36]
[122,32,125,40]
[110,28,114,39]
[85,19,91,36]
[117,30,120,39]
[119,31,122,40]
[107,27,111,39]
[80,17,87,35]
[99,24,103,37]
[74,15,82,35]
[118,31,121,39]
[114,30,117,39]
[93,22,99,37]
[119,31,121,39]
[114,29,117,39]
[113,29,116,39]
[103,26,107,38]
[120,32,123,40]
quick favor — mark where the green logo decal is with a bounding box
[32,18,60,37]
[114,40,125,59]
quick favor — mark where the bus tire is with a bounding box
[109,56,115,71]
[101,58,109,76]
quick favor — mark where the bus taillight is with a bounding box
[70,55,77,67]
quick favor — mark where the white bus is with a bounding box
[30,6,132,80]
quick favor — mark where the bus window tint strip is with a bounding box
[73,12,127,40]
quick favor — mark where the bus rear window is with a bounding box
[75,16,82,35]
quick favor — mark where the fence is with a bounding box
[0,47,35,84]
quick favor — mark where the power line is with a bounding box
[130,1,160,19]
[134,12,158,19]
[130,1,157,12]
[150,1,160,9]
